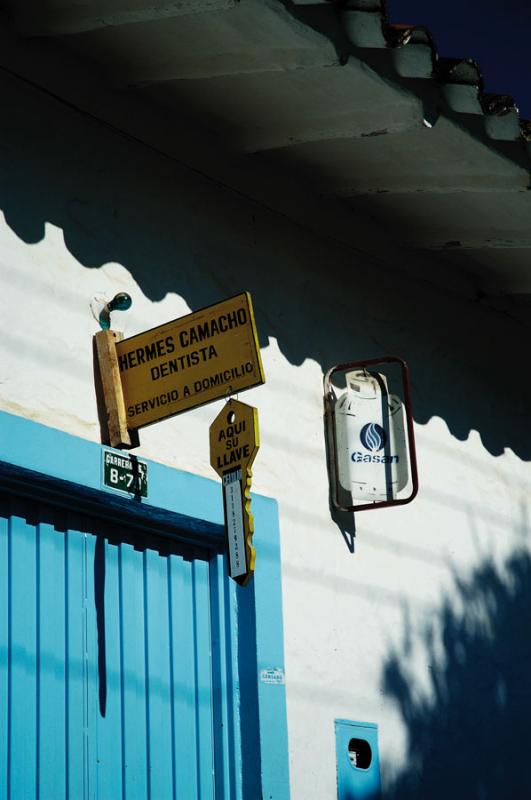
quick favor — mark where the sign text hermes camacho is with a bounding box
[116,292,265,428]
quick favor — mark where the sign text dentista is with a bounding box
[116,292,265,428]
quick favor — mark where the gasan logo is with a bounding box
[352,422,399,464]
[360,422,386,452]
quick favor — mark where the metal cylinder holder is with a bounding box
[324,356,418,513]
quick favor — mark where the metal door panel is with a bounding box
[0,512,8,796]
[38,521,67,800]
[144,546,176,798]
[209,555,236,800]
[169,553,199,799]
[0,500,222,800]
[120,541,149,800]
[66,526,90,800]
[10,512,38,800]
[94,536,124,800]
[192,559,216,798]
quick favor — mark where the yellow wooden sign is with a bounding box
[210,399,259,585]
[116,292,265,429]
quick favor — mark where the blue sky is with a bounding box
[389,0,531,118]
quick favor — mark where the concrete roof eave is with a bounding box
[1,0,530,307]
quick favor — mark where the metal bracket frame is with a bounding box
[324,356,419,513]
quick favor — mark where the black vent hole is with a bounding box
[348,738,372,769]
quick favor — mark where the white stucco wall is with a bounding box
[2,71,530,798]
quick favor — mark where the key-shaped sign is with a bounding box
[210,399,259,585]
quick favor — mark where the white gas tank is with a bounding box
[334,369,409,502]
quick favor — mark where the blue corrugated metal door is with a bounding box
[0,496,227,800]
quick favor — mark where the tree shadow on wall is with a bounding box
[383,549,531,800]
